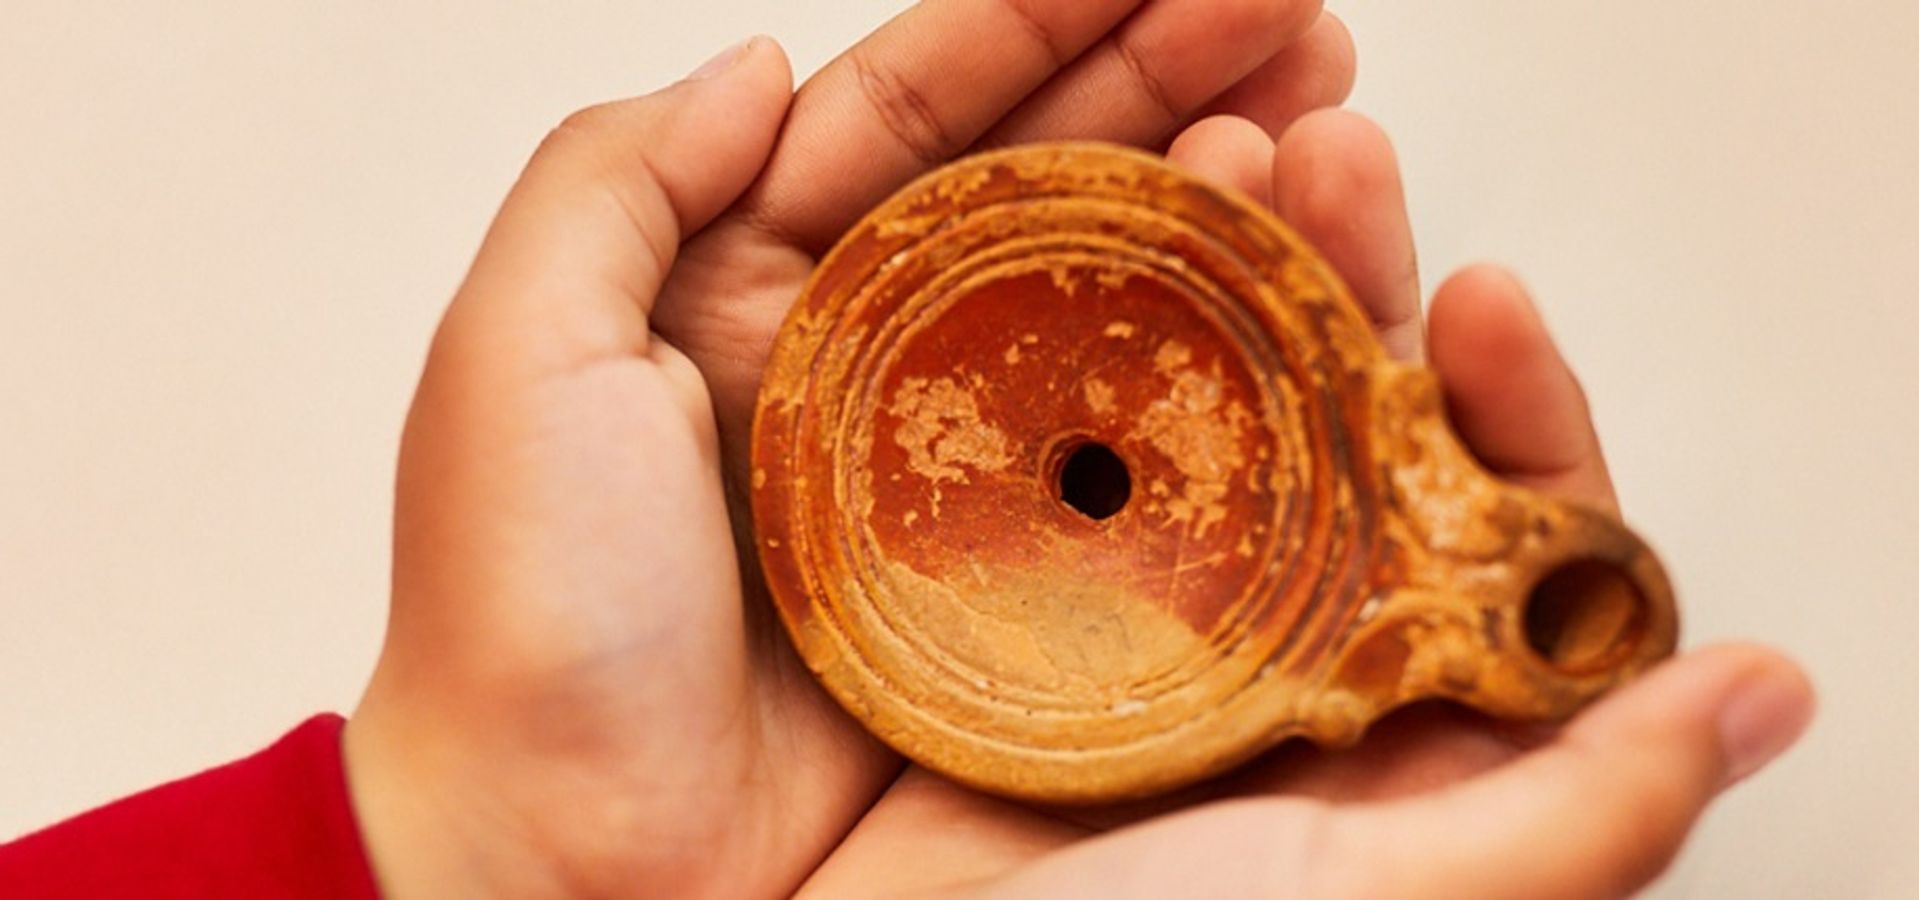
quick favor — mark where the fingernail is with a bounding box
[1716,666,1814,786]
[687,36,754,81]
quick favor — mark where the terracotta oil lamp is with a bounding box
[749,143,1677,803]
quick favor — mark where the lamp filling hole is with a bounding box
[1057,442,1131,520]
[1523,559,1649,673]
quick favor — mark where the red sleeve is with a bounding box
[0,715,382,899]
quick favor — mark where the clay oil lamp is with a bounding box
[750,144,1677,803]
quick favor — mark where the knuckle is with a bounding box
[1219,0,1316,43]
[849,46,958,165]
[1112,32,1179,122]
[538,101,635,161]
[993,0,1069,68]
[528,101,680,278]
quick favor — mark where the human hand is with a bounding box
[339,2,1361,897]
[793,112,1817,898]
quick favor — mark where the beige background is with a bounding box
[2,1,1913,895]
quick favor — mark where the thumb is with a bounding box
[387,33,794,658]
[433,36,794,384]
[1318,642,1815,899]
[976,645,1812,900]
[380,38,792,694]
[350,41,796,898]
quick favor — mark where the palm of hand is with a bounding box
[341,4,1810,899]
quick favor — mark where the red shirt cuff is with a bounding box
[0,714,381,899]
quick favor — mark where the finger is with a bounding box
[981,0,1326,151]
[1428,265,1618,508]
[1196,11,1357,137]
[738,0,1144,252]
[1164,115,1276,207]
[1312,644,1816,900]
[436,37,794,382]
[975,645,1814,900]
[1273,109,1424,360]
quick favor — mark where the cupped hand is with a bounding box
[341,2,1365,897]
[794,113,1817,899]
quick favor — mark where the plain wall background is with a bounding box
[2,1,1913,895]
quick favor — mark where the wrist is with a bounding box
[341,704,559,900]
